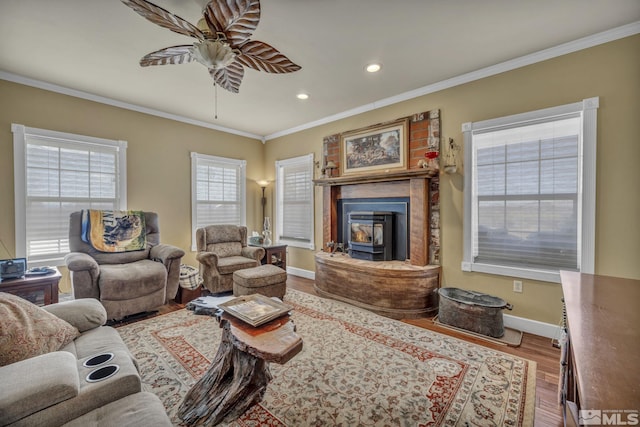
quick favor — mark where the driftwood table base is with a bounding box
[178,313,303,426]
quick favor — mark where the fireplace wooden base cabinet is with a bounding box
[314,252,440,319]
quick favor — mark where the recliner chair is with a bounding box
[64,211,185,320]
[196,225,265,294]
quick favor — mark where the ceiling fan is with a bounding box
[121,0,301,93]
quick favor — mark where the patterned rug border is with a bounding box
[118,289,537,426]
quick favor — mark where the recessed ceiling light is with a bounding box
[366,63,382,73]
[296,93,309,100]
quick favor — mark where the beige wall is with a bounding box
[0,81,265,291]
[1,35,638,324]
[266,34,640,325]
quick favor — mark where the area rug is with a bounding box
[118,289,536,426]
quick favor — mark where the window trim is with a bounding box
[274,153,315,250]
[461,97,598,283]
[190,152,246,251]
[12,124,127,266]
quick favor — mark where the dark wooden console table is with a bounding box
[0,267,61,306]
[250,243,287,270]
[560,271,640,426]
[178,312,302,425]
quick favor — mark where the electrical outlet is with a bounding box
[513,280,523,293]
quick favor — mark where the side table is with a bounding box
[0,267,62,306]
[250,243,287,270]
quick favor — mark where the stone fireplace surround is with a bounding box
[314,169,441,319]
[312,110,442,319]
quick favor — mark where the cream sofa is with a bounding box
[0,295,170,427]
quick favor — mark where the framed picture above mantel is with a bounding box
[340,118,409,176]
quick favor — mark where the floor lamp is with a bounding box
[257,180,269,225]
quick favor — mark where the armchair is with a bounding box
[196,225,265,294]
[64,211,185,321]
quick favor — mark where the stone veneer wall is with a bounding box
[321,109,441,264]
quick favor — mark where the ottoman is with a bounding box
[233,264,287,299]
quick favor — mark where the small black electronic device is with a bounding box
[25,266,56,276]
[0,258,27,280]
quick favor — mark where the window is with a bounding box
[275,154,314,249]
[191,152,246,250]
[462,98,598,283]
[12,124,127,266]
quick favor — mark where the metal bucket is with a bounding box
[438,288,513,338]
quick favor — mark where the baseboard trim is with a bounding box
[287,266,315,280]
[503,314,560,339]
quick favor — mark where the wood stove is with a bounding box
[348,211,393,261]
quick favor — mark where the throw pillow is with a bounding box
[0,292,80,366]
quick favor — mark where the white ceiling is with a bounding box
[1,1,639,140]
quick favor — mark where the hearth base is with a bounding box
[314,251,440,320]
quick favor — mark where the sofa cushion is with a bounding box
[207,241,243,258]
[11,349,141,427]
[205,225,243,244]
[98,260,167,300]
[217,255,259,275]
[0,293,80,366]
[61,392,172,427]
[43,299,107,333]
[0,351,79,425]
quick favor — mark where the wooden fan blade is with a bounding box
[204,0,260,47]
[210,61,245,93]
[140,45,195,67]
[122,0,204,40]
[237,40,301,73]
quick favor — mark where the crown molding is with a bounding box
[1,21,638,142]
[265,21,640,141]
[0,70,263,141]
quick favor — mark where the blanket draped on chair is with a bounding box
[81,210,147,252]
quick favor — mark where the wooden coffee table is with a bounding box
[178,311,303,425]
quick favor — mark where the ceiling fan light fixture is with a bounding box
[366,63,382,73]
[296,93,309,100]
[122,0,301,93]
[196,17,212,37]
[192,40,236,70]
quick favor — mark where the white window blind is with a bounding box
[191,152,246,250]
[474,117,580,268]
[12,124,127,266]
[275,154,314,249]
[462,98,598,282]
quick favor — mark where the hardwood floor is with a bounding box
[152,275,564,426]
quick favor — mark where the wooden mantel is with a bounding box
[314,168,437,266]
[313,168,437,187]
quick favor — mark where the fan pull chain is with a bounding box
[214,82,218,119]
